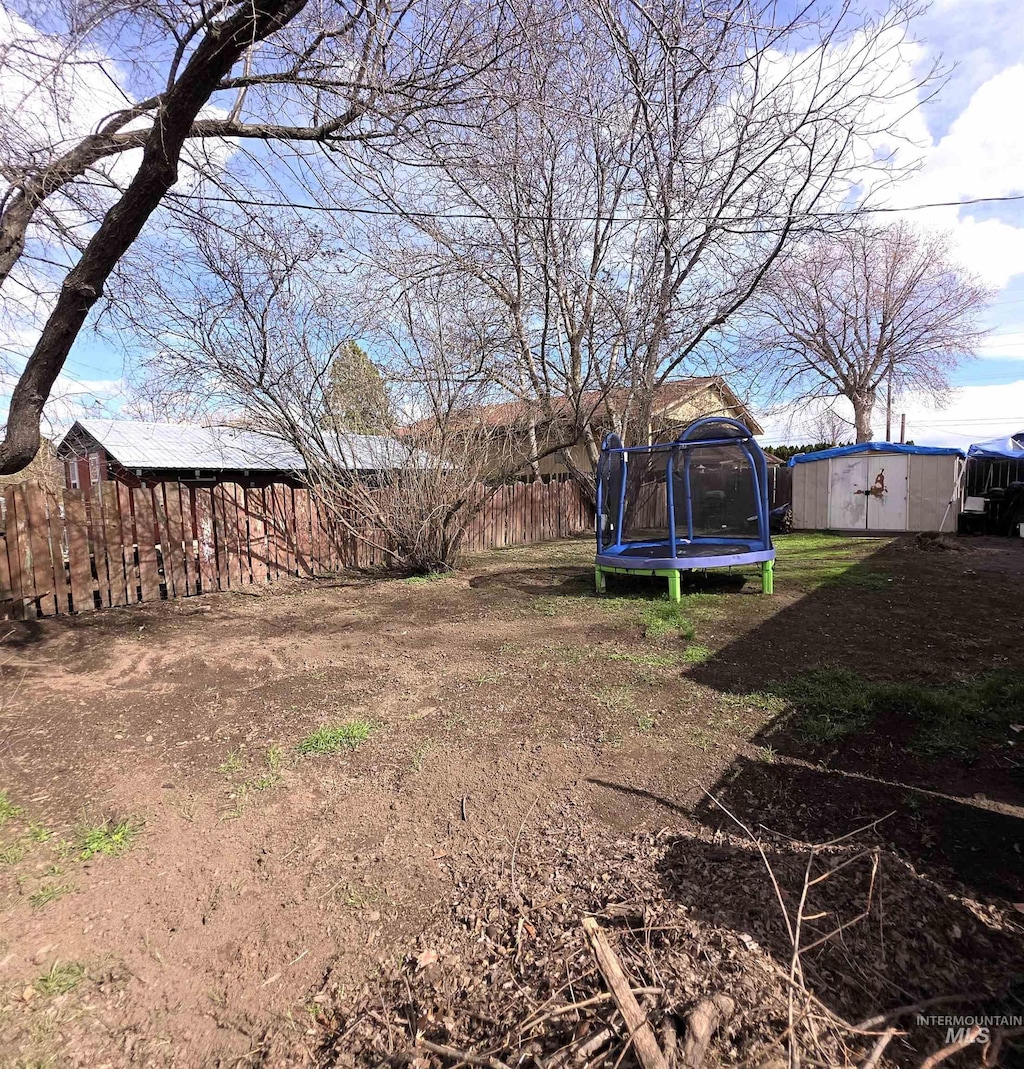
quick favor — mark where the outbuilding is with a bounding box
[788,442,965,533]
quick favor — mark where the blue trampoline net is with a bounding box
[597,419,770,558]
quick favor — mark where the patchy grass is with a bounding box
[297,719,374,756]
[77,818,142,861]
[682,643,711,665]
[27,822,51,843]
[638,602,695,639]
[36,960,86,997]
[0,789,22,827]
[0,842,26,866]
[775,667,1024,756]
[592,685,637,713]
[608,650,679,669]
[405,571,447,585]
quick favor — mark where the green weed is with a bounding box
[297,719,373,755]
[682,643,711,665]
[754,744,778,763]
[77,818,142,861]
[0,842,26,866]
[0,790,22,828]
[27,821,51,843]
[636,713,656,734]
[218,750,243,776]
[410,741,433,772]
[36,960,86,996]
[29,883,73,908]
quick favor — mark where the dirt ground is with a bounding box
[1,533,1022,1067]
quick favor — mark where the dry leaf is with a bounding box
[416,948,439,970]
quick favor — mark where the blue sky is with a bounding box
[3,0,1024,447]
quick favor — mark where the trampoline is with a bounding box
[595,416,775,601]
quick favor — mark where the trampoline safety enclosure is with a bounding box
[595,417,776,601]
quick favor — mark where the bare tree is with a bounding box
[0,0,499,473]
[346,0,936,498]
[121,216,525,572]
[749,222,990,442]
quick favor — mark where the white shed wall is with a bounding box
[791,452,962,532]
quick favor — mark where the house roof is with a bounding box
[60,420,421,472]
[437,377,763,435]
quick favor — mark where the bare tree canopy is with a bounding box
[342,0,936,496]
[749,222,991,442]
[1,0,941,482]
[0,0,498,473]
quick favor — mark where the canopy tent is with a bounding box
[967,432,1024,461]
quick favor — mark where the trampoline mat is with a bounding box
[615,542,754,559]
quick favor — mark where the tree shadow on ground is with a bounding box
[587,775,1024,1068]
[468,565,750,599]
[682,536,1024,904]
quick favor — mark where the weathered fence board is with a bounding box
[64,491,95,613]
[0,476,593,620]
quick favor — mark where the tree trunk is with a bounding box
[852,391,876,443]
[0,0,308,476]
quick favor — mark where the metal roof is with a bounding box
[66,419,424,472]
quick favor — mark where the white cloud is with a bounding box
[876,65,1024,288]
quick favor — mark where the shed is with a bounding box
[787,442,965,533]
[57,419,425,494]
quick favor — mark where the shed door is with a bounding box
[828,456,869,529]
[865,455,909,531]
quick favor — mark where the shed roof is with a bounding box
[787,442,965,467]
[61,420,420,472]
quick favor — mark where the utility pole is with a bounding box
[900,413,906,444]
[885,363,893,441]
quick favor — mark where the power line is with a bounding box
[162,189,1024,225]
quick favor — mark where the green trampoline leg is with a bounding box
[762,559,774,595]
[595,566,606,595]
[667,570,682,603]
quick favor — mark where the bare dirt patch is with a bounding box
[0,534,1021,1067]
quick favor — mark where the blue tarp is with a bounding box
[786,441,965,467]
[966,433,1024,460]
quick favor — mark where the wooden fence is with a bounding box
[0,478,593,621]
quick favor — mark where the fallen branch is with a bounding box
[918,1027,981,1068]
[681,994,735,1069]
[855,994,981,1032]
[523,987,664,1031]
[860,1027,896,1069]
[416,1037,515,1069]
[581,915,669,1069]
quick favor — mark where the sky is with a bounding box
[759,0,1024,446]
[2,0,1024,450]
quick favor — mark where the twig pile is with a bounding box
[315,817,1024,1069]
